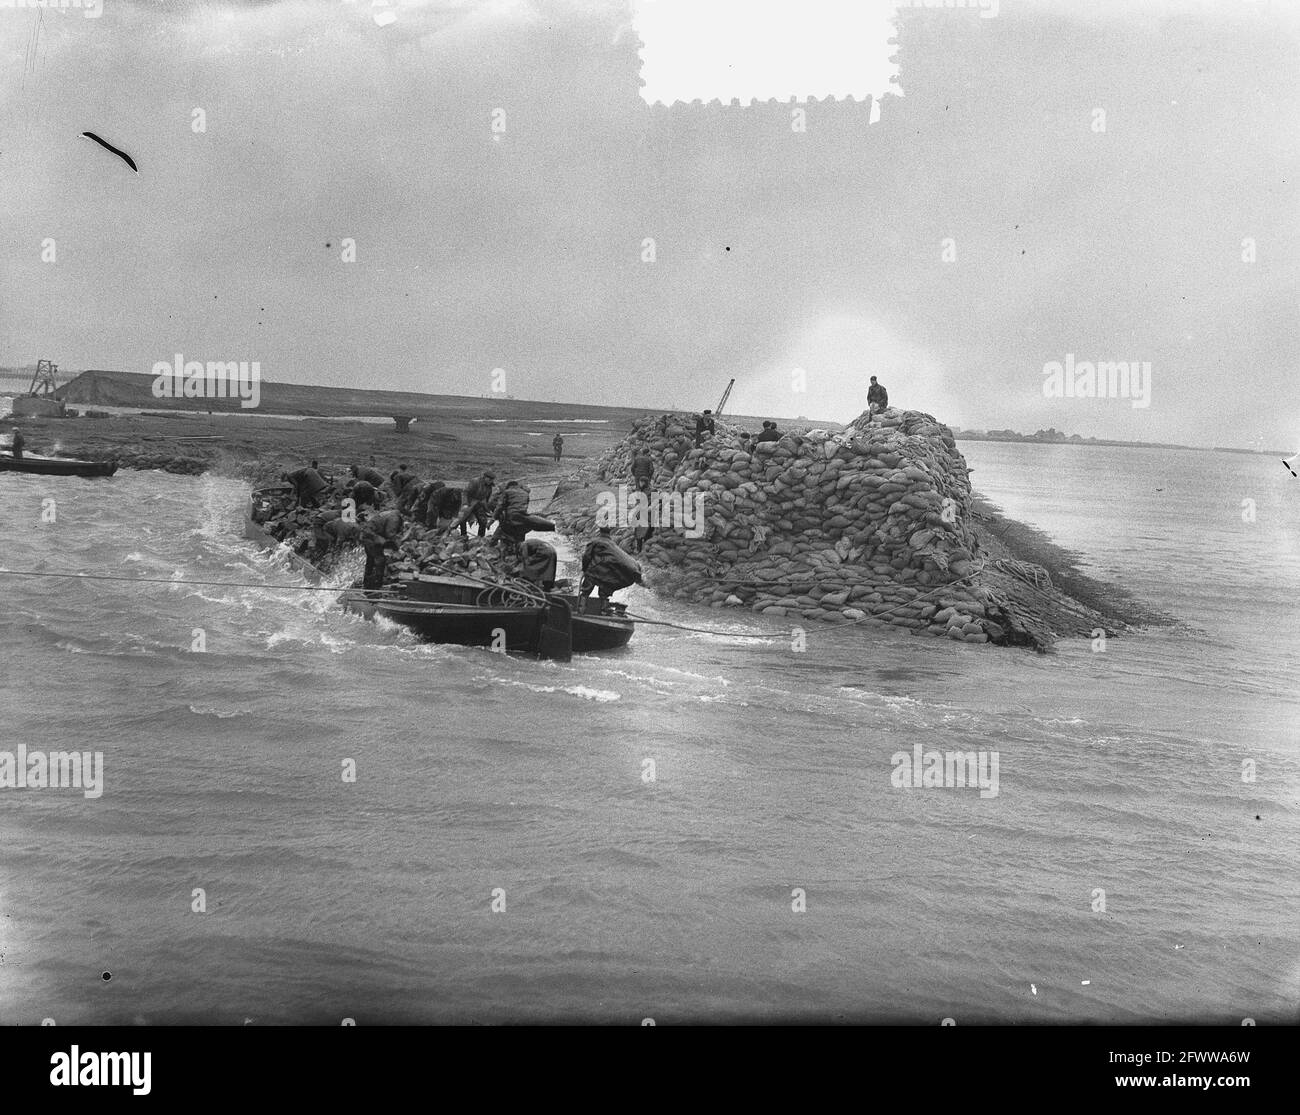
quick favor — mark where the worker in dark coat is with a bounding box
[389,463,418,506]
[435,485,463,526]
[628,452,656,552]
[867,377,888,416]
[360,507,403,589]
[453,471,496,537]
[350,463,387,488]
[395,469,426,516]
[552,434,564,462]
[492,480,554,548]
[579,527,642,613]
[311,509,361,558]
[283,466,329,508]
[520,540,558,591]
[694,409,715,447]
[412,480,442,527]
[755,421,781,443]
[630,451,655,488]
[350,480,379,510]
[9,427,25,460]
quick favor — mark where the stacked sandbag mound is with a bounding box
[556,408,1027,645]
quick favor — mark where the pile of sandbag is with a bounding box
[557,408,1016,645]
[385,528,525,585]
[257,489,534,589]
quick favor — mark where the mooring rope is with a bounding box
[0,568,347,591]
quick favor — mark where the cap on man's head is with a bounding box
[870,376,878,383]
[485,470,496,478]
[703,409,712,414]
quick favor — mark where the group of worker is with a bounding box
[277,454,642,607]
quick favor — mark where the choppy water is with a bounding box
[0,443,1296,1023]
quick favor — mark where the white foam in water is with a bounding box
[491,677,620,702]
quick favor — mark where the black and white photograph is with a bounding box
[0,0,1295,1095]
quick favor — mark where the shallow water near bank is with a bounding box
[0,443,1296,1023]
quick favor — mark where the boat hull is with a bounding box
[244,494,634,658]
[0,453,117,478]
[341,590,552,652]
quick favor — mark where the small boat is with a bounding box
[244,488,634,660]
[0,452,117,478]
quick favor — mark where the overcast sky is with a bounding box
[1,0,1296,448]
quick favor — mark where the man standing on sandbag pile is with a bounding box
[578,526,643,614]
[629,451,656,552]
[867,376,889,417]
[630,450,655,490]
[360,504,404,589]
[283,465,329,508]
[453,470,496,538]
[694,409,716,447]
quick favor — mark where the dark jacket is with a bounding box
[581,536,642,590]
[465,476,496,505]
[630,455,655,481]
[867,383,888,408]
[353,466,385,487]
[10,430,24,458]
[288,467,328,500]
[755,428,780,443]
[494,485,531,525]
[694,415,715,436]
[361,509,403,546]
[437,487,463,519]
[413,481,442,523]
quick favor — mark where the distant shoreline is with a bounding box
[955,432,1284,457]
[1,369,1283,456]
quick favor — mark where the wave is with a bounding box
[187,704,248,719]
[489,677,620,702]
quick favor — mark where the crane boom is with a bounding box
[715,378,735,417]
